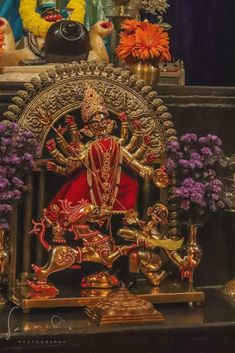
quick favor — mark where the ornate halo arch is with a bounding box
[4,61,177,158]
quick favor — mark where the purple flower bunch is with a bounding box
[0,121,38,230]
[165,133,225,225]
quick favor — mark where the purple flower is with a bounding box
[0,204,13,213]
[180,133,197,143]
[173,186,190,198]
[207,134,222,146]
[175,151,183,159]
[208,179,222,193]
[2,156,10,164]
[0,167,7,176]
[210,179,222,186]
[182,178,194,187]
[164,158,176,172]
[10,155,21,165]
[13,189,21,199]
[190,190,204,204]
[178,159,189,168]
[211,193,220,201]
[12,177,24,188]
[11,122,18,131]
[213,145,221,155]
[198,137,207,144]
[194,182,205,192]
[1,137,11,146]
[188,160,197,170]
[167,132,224,223]
[0,191,15,201]
[0,122,38,229]
[0,223,10,230]
[190,152,201,161]
[23,153,33,161]
[201,147,213,156]
[0,177,10,190]
[166,140,180,152]
[0,124,7,132]
[195,160,203,168]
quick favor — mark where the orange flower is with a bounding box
[116,20,171,63]
[121,19,140,33]
[0,28,4,53]
[115,32,136,62]
[135,22,171,61]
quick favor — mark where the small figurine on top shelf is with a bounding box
[139,0,171,31]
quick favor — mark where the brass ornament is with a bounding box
[152,166,170,188]
[81,272,120,289]
[0,230,9,305]
[3,61,191,309]
[5,61,176,152]
[85,286,165,325]
[221,279,235,298]
[81,86,109,122]
[27,200,137,295]
[117,202,203,287]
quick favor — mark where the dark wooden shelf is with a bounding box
[0,287,234,353]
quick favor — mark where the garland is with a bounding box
[19,0,86,39]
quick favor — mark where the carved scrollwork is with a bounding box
[4,61,176,156]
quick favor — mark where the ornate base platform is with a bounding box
[85,286,165,325]
[9,279,205,310]
[221,278,235,298]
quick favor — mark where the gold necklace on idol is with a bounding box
[86,137,122,209]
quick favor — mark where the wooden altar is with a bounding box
[0,81,234,352]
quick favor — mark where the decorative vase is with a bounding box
[129,62,160,86]
[181,224,202,284]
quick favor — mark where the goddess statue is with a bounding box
[44,85,172,246]
[45,87,157,234]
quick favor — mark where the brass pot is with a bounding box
[129,62,160,86]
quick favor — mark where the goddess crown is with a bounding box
[80,87,109,123]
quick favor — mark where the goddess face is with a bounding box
[88,113,110,137]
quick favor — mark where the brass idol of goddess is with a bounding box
[27,86,185,296]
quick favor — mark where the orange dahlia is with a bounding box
[120,19,140,33]
[116,20,171,63]
[134,22,171,61]
[115,32,136,62]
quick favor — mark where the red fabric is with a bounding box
[50,137,138,212]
